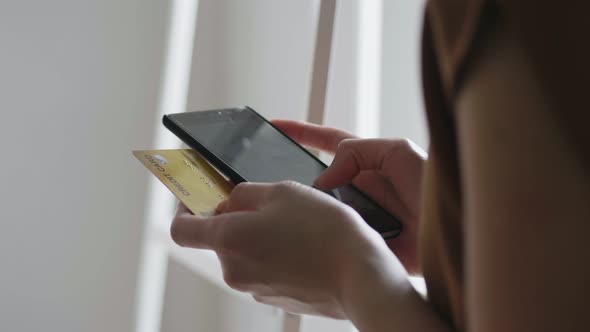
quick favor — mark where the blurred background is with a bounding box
[0,0,426,331]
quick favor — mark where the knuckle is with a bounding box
[273,180,309,198]
[397,138,420,155]
[399,138,413,150]
[337,138,357,150]
[275,180,299,193]
[387,138,422,161]
[385,138,411,156]
[277,180,298,188]
[399,138,427,159]
[270,182,289,198]
[337,139,365,162]
[336,139,365,159]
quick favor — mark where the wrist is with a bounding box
[337,243,450,332]
[337,241,411,319]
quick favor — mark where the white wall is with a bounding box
[161,259,285,332]
[185,0,318,120]
[322,0,360,133]
[0,1,169,331]
[380,0,428,148]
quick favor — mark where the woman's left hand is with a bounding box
[170,181,405,318]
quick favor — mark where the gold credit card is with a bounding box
[133,149,233,217]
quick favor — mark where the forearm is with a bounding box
[340,255,452,332]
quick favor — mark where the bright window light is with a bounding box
[356,0,383,138]
[134,1,198,332]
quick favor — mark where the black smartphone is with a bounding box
[163,106,402,239]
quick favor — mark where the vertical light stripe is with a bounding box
[356,0,383,138]
[134,1,198,332]
[306,0,336,127]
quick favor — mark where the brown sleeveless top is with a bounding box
[418,1,590,330]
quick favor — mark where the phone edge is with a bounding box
[162,114,247,184]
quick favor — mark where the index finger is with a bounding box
[271,119,358,153]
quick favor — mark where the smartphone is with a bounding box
[163,106,402,239]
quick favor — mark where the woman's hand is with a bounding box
[171,181,400,318]
[272,120,427,274]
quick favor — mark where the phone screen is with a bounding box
[167,108,401,238]
[170,108,325,185]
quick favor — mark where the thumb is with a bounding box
[314,138,406,190]
[314,139,389,189]
[314,148,358,190]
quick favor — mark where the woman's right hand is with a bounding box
[272,120,427,274]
